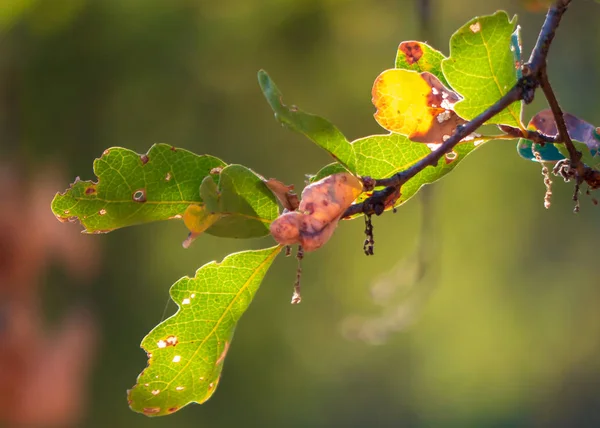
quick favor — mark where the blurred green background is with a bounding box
[2,0,600,426]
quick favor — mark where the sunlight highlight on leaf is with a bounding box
[128,246,282,417]
[372,69,466,143]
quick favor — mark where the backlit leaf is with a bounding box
[345,134,483,208]
[128,246,282,417]
[442,11,524,128]
[372,69,466,143]
[51,144,226,234]
[395,41,449,87]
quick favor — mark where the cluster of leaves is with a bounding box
[51,9,599,417]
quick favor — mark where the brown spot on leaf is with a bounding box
[167,407,179,413]
[165,172,172,181]
[210,167,223,175]
[84,185,96,195]
[170,146,177,152]
[444,151,458,164]
[102,149,110,156]
[143,407,161,415]
[89,229,111,234]
[140,154,149,165]
[165,335,178,346]
[98,209,107,216]
[470,22,481,33]
[399,41,423,65]
[132,189,147,203]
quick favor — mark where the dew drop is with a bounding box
[99,209,107,216]
[191,293,196,298]
[132,189,147,203]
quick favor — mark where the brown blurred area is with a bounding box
[0,164,99,426]
[2,0,600,427]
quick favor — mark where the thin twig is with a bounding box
[498,124,559,145]
[538,68,583,174]
[343,0,575,219]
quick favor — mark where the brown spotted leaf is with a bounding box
[395,41,450,88]
[372,69,466,144]
[51,144,226,234]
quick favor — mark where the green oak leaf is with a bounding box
[257,69,356,172]
[313,134,484,209]
[395,41,450,88]
[128,246,282,417]
[442,11,524,128]
[198,164,279,238]
[51,144,226,234]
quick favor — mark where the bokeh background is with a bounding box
[2,0,600,426]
